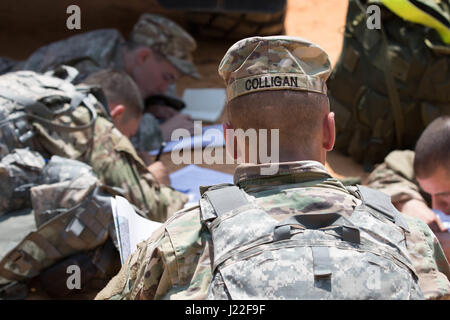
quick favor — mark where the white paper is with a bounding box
[434,209,450,231]
[169,164,234,207]
[111,196,162,264]
[181,88,226,122]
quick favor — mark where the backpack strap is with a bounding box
[356,185,410,232]
[201,185,249,222]
[0,87,97,133]
[380,26,404,148]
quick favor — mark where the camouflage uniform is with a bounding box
[367,150,450,299]
[96,36,448,300]
[367,150,428,206]
[4,13,199,153]
[88,107,188,222]
[95,161,360,299]
[0,70,187,222]
[0,71,187,298]
[11,29,125,82]
[96,161,448,300]
[9,14,199,81]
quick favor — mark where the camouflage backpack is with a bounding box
[328,0,450,169]
[0,68,108,161]
[199,184,423,299]
[0,151,121,299]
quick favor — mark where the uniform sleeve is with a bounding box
[404,215,450,300]
[94,228,171,300]
[95,207,211,300]
[89,118,187,222]
[366,151,426,206]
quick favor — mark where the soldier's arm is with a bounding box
[99,153,187,222]
[367,162,425,207]
[367,152,446,231]
[404,215,450,299]
[89,118,187,222]
[94,232,168,300]
[96,207,211,300]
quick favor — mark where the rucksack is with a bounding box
[0,148,46,216]
[328,0,450,169]
[0,69,107,161]
[0,153,121,298]
[199,184,423,299]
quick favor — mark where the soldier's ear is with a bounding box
[110,104,125,119]
[136,47,152,65]
[322,112,335,151]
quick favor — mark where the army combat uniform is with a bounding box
[367,150,450,298]
[0,70,188,298]
[87,100,187,222]
[96,161,449,300]
[3,13,199,153]
[367,150,428,206]
[96,36,448,300]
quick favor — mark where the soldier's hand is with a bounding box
[160,113,195,141]
[148,161,170,186]
[399,199,448,233]
[147,104,179,121]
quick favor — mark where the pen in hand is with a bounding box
[155,141,166,161]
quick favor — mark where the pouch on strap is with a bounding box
[357,185,410,232]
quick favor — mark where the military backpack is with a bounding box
[200,184,423,299]
[0,152,121,299]
[0,68,108,161]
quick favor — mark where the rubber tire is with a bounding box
[185,9,286,39]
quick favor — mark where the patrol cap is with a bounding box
[130,13,200,79]
[218,36,331,102]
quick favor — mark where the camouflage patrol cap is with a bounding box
[218,36,331,102]
[130,13,200,78]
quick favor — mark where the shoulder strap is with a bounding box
[203,185,249,218]
[356,185,410,232]
[0,87,97,133]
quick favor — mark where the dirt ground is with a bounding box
[2,0,371,299]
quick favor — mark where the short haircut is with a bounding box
[227,90,329,155]
[124,41,165,61]
[414,116,450,178]
[83,69,143,119]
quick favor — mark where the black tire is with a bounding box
[185,8,286,39]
